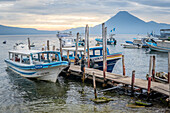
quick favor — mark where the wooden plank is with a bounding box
[68,65,169,96]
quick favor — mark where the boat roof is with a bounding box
[8,50,60,55]
[62,46,104,51]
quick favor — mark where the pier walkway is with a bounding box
[68,65,169,96]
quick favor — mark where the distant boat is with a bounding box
[5,50,69,82]
[3,41,6,44]
[30,42,35,47]
[121,43,142,49]
[13,43,29,50]
[146,40,170,52]
[95,34,117,45]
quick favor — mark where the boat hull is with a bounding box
[5,60,68,82]
[146,42,170,52]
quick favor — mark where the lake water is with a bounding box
[0,34,169,112]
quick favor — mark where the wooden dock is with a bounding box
[67,65,169,96]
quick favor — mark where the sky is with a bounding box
[0,0,170,31]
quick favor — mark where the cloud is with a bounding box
[0,0,170,30]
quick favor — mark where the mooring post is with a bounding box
[47,40,49,51]
[59,38,62,58]
[84,25,87,61]
[152,55,156,81]
[87,25,90,68]
[102,23,107,87]
[74,32,79,65]
[168,52,170,104]
[122,55,126,76]
[93,72,97,99]
[148,56,153,97]
[168,52,170,83]
[131,70,135,96]
[28,37,31,50]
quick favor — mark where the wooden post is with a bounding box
[93,72,97,99]
[148,56,153,96]
[67,51,69,60]
[87,25,90,68]
[84,25,87,59]
[122,55,125,76]
[102,23,107,87]
[168,52,170,103]
[131,70,135,96]
[28,38,31,50]
[74,32,79,64]
[59,38,62,58]
[47,40,49,51]
[152,55,156,81]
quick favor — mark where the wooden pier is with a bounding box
[67,65,169,96]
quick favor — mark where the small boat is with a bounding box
[95,34,117,45]
[3,41,6,44]
[121,43,142,49]
[13,43,29,50]
[62,46,122,72]
[146,40,170,52]
[30,42,35,47]
[5,50,68,82]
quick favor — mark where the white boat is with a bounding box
[62,37,76,47]
[5,50,68,82]
[121,43,142,49]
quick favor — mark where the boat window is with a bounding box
[22,55,30,64]
[94,50,100,56]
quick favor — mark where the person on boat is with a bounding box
[15,55,20,62]
[74,56,80,65]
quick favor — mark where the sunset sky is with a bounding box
[0,0,170,31]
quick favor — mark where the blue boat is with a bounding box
[146,40,170,52]
[5,50,69,82]
[62,46,122,72]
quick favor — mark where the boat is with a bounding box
[3,41,6,44]
[13,43,29,50]
[62,46,122,72]
[95,34,117,45]
[121,43,142,49]
[57,32,84,47]
[5,50,69,82]
[146,39,170,52]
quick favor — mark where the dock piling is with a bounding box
[168,52,170,83]
[168,52,170,104]
[93,72,97,99]
[131,70,135,96]
[148,56,153,97]
[47,40,49,51]
[122,55,125,76]
[152,56,156,81]
[102,23,107,87]
[59,38,62,58]
[74,32,79,64]
[28,38,31,50]
[87,25,90,68]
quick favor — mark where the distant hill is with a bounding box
[64,11,170,35]
[0,25,57,35]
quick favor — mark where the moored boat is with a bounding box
[62,46,122,72]
[146,40,170,52]
[5,50,68,82]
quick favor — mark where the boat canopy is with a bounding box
[8,50,61,56]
